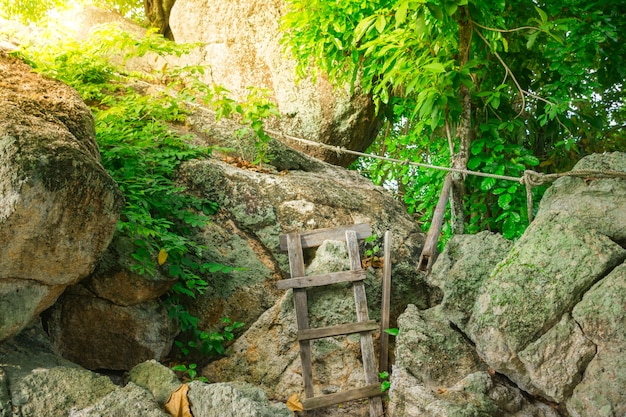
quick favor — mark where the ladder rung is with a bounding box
[277,269,366,290]
[279,223,372,250]
[298,320,378,341]
[302,383,383,410]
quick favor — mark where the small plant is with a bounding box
[379,371,391,392]
[171,362,207,382]
[174,317,245,357]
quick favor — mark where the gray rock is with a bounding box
[567,262,626,417]
[517,314,595,402]
[467,211,625,397]
[394,305,484,387]
[0,369,9,417]
[0,325,117,417]
[169,0,380,167]
[388,363,559,417]
[187,381,293,417]
[0,50,123,341]
[69,382,169,417]
[427,231,513,332]
[128,360,182,406]
[538,152,626,245]
[47,295,178,370]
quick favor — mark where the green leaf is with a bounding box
[480,177,496,191]
[423,62,446,73]
[523,155,540,166]
[526,30,540,49]
[355,15,376,42]
[384,328,400,336]
[498,193,512,209]
[535,6,548,24]
[395,1,409,25]
[444,2,458,16]
[427,3,444,20]
[375,14,387,33]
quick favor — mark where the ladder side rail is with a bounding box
[286,232,315,401]
[346,230,384,417]
[379,230,392,373]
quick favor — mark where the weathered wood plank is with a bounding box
[346,230,384,417]
[287,233,315,400]
[276,270,366,290]
[302,384,383,411]
[279,223,371,251]
[297,320,378,341]
[379,230,392,373]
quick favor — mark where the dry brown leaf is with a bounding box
[286,393,304,412]
[164,384,192,417]
[437,387,447,395]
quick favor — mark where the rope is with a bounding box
[272,131,626,224]
[183,95,626,224]
[522,169,626,222]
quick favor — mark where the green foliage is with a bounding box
[13,24,270,359]
[171,362,207,382]
[0,0,65,23]
[284,0,626,243]
[0,0,144,24]
[174,318,245,359]
[379,371,391,392]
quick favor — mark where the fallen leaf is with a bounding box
[164,384,192,417]
[437,387,447,394]
[158,249,168,265]
[286,393,304,412]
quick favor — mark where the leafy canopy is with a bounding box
[282,0,626,241]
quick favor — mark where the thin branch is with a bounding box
[473,26,526,118]
[470,20,541,34]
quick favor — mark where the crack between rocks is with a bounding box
[446,320,571,417]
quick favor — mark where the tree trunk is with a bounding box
[450,6,473,234]
[144,0,176,39]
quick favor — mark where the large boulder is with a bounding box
[388,305,560,417]
[467,211,624,401]
[0,324,118,417]
[389,152,626,416]
[169,0,380,167]
[177,156,428,339]
[538,151,626,245]
[0,49,124,341]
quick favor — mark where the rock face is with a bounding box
[388,152,626,416]
[0,49,124,342]
[169,0,380,167]
[0,324,294,417]
[177,155,428,340]
[46,235,178,371]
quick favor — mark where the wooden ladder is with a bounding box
[278,223,384,417]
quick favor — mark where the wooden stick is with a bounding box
[417,173,452,272]
[379,231,392,373]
